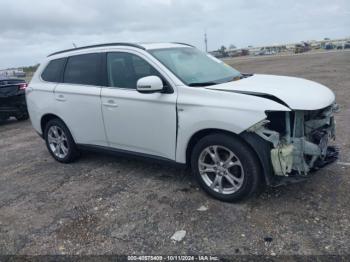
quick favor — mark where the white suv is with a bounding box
[27,42,338,202]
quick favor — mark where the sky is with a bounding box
[0,0,349,68]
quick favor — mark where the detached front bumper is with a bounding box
[248,103,339,180]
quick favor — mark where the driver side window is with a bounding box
[107,52,163,89]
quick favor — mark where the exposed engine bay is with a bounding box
[248,103,339,177]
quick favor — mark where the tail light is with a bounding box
[19,83,28,90]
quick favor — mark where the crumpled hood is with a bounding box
[206,74,335,110]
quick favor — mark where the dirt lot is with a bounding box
[0,51,349,256]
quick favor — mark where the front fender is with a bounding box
[175,86,290,163]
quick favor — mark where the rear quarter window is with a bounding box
[41,58,66,82]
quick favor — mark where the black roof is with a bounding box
[48,42,146,57]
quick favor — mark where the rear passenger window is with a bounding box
[41,58,66,82]
[64,53,101,86]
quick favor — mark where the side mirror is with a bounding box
[136,76,163,93]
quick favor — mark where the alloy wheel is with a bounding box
[198,145,244,194]
[47,125,69,159]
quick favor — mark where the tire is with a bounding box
[44,118,79,163]
[0,115,9,122]
[191,133,262,202]
[16,114,29,121]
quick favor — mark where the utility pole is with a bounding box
[204,31,208,53]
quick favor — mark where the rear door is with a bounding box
[54,52,107,146]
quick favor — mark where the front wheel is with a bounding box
[191,133,262,202]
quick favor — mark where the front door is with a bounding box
[101,51,177,160]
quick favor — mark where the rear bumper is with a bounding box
[0,94,27,115]
[0,107,24,113]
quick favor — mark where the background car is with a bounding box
[0,77,29,121]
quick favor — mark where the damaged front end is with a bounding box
[248,103,339,183]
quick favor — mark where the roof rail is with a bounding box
[171,42,195,48]
[48,42,146,57]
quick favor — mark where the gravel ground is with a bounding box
[0,51,349,256]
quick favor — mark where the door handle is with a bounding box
[103,99,119,108]
[56,94,66,101]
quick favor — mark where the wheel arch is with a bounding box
[185,128,272,185]
[40,113,69,136]
[185,128,241,166]
[41,113,80,163]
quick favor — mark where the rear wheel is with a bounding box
[44,118,79,163]
[191,133,262,202]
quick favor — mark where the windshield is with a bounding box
[149,47,241,86]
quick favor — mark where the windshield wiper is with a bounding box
[188,82,217,87]
[242,73,253,78]
[227,73,254,83]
